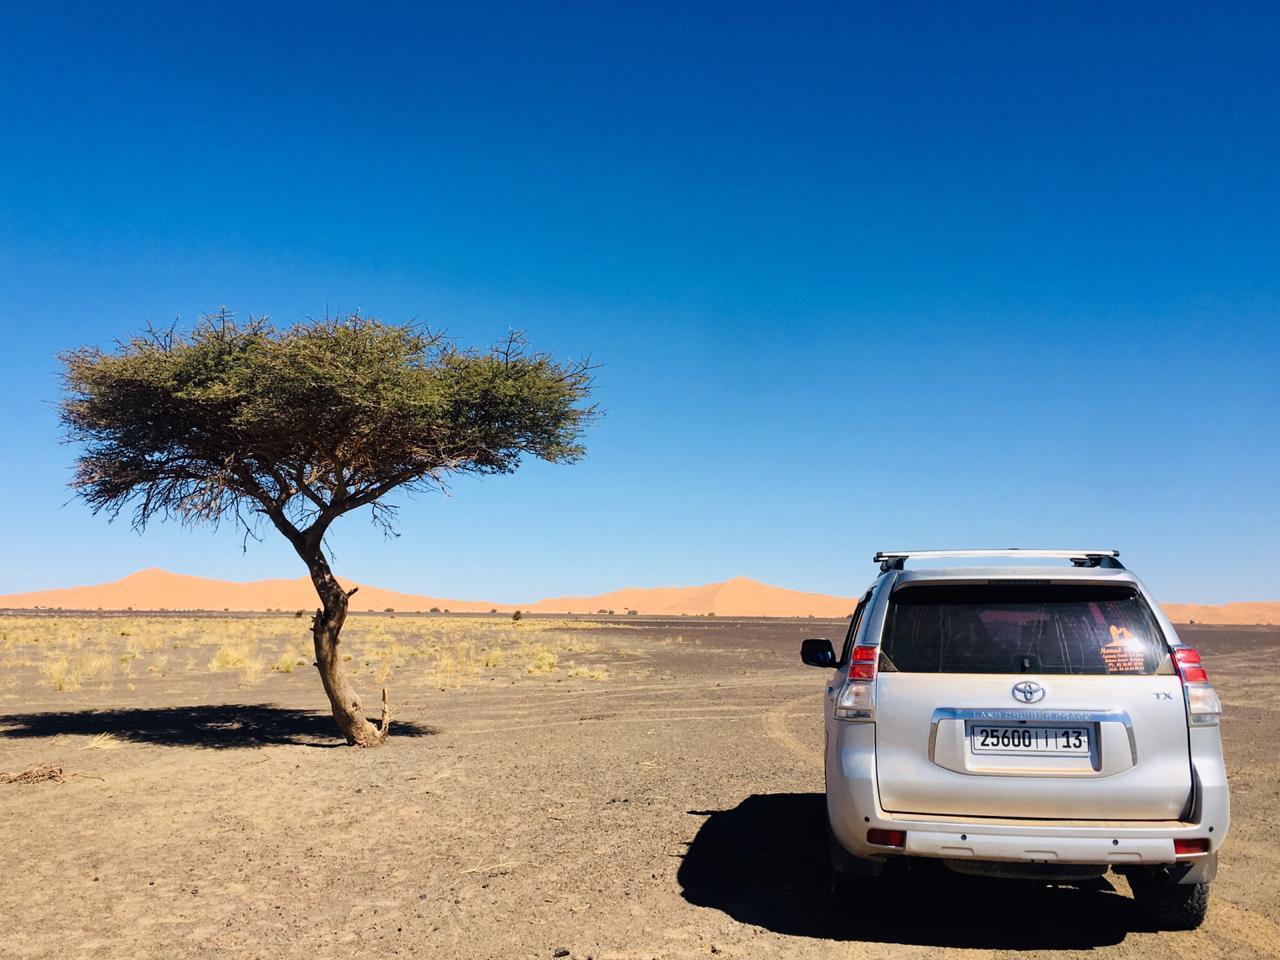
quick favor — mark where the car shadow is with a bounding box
[678,793,1136,949]
[0,704,437,749]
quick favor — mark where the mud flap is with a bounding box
[828,818,885,878]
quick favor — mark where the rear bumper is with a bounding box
[826,722,1229,879]
[905,830,1189,865]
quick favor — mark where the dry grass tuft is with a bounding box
[422,641,481,688]
[41,654,80,692]
[239,657,266,686]
[525,647,558,674]
[80,732,122,751]
[568,664,609,680]
[80,652,116,682]
[208,644,250,672]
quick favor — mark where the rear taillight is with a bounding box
[1174,838,1209,856]
[1172,645,1222,726]
[849,644,877,680]
[867,828,906,848]
[834,645,878,721]
[1173,647,1208,684]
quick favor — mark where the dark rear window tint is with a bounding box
[880,584,1168,675]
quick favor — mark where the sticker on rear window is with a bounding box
[1100,625,1147,673]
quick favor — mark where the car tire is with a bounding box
[1133,879,1210,930]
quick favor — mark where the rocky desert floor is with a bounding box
[0,613,1277,960]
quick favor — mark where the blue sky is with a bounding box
[1,2,1277,604]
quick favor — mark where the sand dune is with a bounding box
[1161,600,1280,626]
[0,568,502,614]
[526,576,857,617]
[0,568,1275,623]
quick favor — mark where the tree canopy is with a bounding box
[60,311,595,547]
[60,311,596,745]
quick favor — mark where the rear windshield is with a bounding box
[880,584,1169,675]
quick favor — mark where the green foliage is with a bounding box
[59,311,596,543]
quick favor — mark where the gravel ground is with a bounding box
[0,616,1276,959]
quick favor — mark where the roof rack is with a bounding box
[873,549,1123,573]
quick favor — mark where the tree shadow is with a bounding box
[678,793,1137,949]
[0,704,437,749]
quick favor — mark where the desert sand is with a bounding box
[3,568,1277,624]
[0,613,1277,959]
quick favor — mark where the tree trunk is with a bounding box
[306,552,390,746]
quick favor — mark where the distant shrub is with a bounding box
[512,609,523,622]
[626,609,638,616]
[430,606,441,614]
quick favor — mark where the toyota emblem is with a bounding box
[1011,680,1045,704]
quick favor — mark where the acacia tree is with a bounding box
[59,312,595,746]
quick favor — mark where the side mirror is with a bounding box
[800,637,836,668]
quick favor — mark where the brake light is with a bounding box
[1172,646,1221,725]
[867,829,906,848]
[849,645,877,681]
[1174,838,1209,856]
[1173,647,1208,684]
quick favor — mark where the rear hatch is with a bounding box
[874,581,1191,820]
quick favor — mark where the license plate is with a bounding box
[968,723,1091,755]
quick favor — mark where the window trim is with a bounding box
[838,590,873,666]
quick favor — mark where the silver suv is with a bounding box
[800,549,1228,930]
